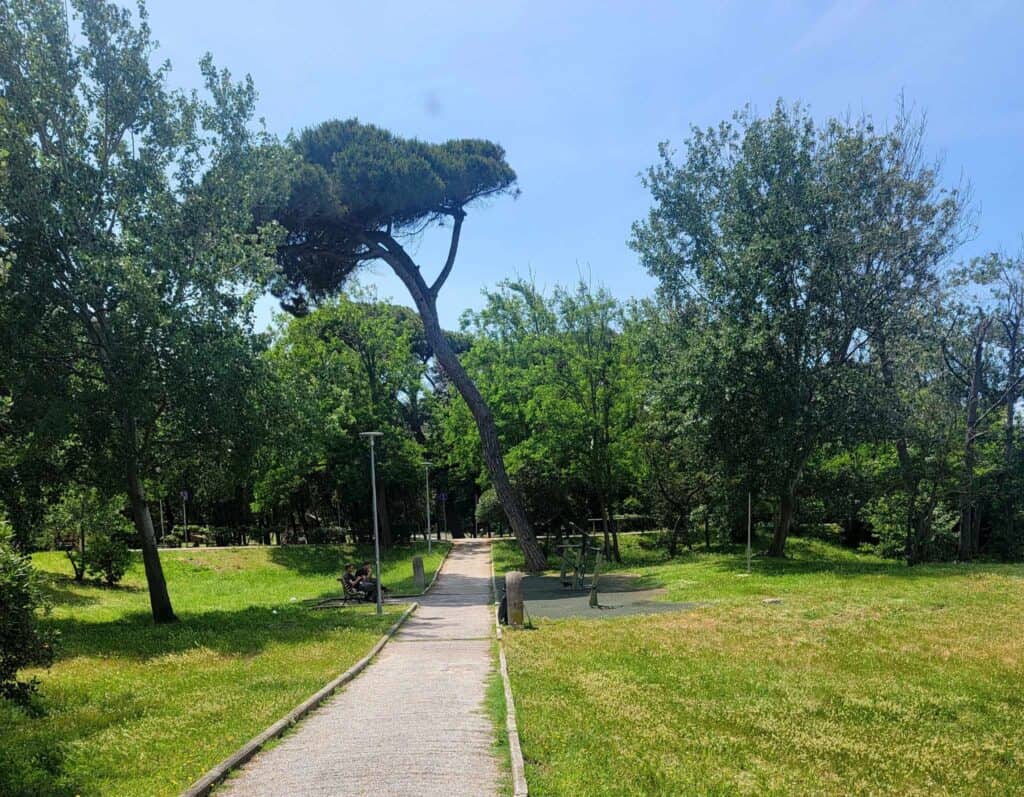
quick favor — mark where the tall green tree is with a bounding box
[443,279,642,553]
[253,291,426,543]
[632,102,968,556]
[269,120,546,569]
[0,0,285,620]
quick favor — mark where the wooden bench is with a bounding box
[336,577,374,605]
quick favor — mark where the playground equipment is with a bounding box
[556,529,604,591]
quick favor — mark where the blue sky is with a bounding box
[139,0,1024,329]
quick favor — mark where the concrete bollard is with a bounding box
[412,556,425,590]
[505,571,524,627]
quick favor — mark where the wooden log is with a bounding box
[505,571,524,627]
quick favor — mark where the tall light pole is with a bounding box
[423,461,433,555]
[360,431,384,615]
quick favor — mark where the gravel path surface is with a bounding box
[217,540,500,797]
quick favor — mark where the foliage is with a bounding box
[44,486,132,582]
[251,289,427,545]
[443,280,642,546]
[475,488,504,531]
[0,532,54,705]
[84,533,131,586]
[269,116,548,572]
[863,492,958,560]
[631,102,967,556]
[0,0,290,621]
[271,120,516,313]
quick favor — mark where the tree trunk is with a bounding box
[1003,324,1019,549]
[877,333,927,564]
[767,486,795,557]
[667,515,680,558]
[126,460,177,623]
[599,501,612,561]
[383,246,547,571]
[704,506,711,549]
[959,320,988,561]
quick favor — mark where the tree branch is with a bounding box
[429,210,464,299]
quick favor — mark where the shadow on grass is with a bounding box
[266,543,432,576]
[37,574,103,608]
[42,603,395,663]
[267,544,352,575]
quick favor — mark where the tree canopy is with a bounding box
[271,119,517,314]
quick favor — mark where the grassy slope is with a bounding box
[496,535,1024,796]
[2,542,449,797]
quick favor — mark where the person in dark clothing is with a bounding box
[356,561,388,595]
[342,563,372,600]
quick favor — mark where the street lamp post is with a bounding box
[360,432,384,615]
[423,461,432,556]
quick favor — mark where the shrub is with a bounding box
[864,494,958,561]
[44,486,133,581]
[303,526,346,544]
[84,534,132,586]
[475,488,504,532]
[0,532,55,704]
[159,532,183,548]
[207,526,239,546]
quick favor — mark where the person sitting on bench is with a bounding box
[342,563,374,601]
[356,561,388,595]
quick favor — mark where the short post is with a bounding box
[589,551,603,608]
[412,555,425,591]
[505,571,524,627]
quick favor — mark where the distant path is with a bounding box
[218,540,499,797]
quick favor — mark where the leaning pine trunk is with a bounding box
[387,253,547,571]
[126,452,177,623]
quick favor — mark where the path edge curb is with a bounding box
[382,541,452,599]
[490,551,530,797]
[180,601,419,797]
[422,541,452,594]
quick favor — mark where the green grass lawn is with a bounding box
[2,541,449,797]
[495,534,1024,796]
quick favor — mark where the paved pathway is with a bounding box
[218,540,499,797]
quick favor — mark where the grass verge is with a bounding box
[1,541,448,797]
[497,535,1024,795]
[485,641,514,797]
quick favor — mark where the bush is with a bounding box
[475,488,505,532]
[84,534,132,586]
[303,526,346,544]
[864,494,958,561]
[0,531,55,704]
[206,526,239,546]
[159,532,183,548]
[44,486,133,581]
